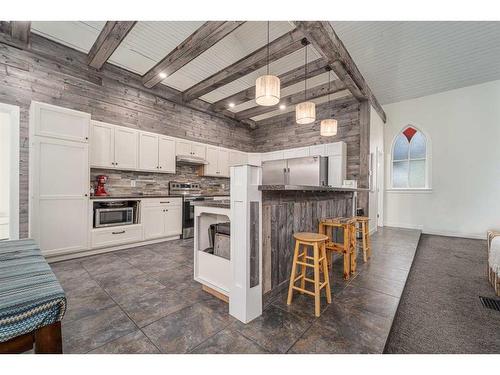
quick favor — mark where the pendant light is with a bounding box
[255,22,280,106]
[296,42,316,124]
[320,69,338,137]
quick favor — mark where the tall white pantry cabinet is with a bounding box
[29,102,90,257]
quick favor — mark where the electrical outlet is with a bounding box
[130,180,136,187]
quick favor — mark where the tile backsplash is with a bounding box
[90,164,229,196]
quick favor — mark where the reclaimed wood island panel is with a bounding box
[259,186,361,304]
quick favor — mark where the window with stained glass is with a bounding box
[391,127,427,188]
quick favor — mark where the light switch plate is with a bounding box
[130,180,136,187]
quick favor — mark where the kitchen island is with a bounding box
[192,200,231,301]
[260,185,368,304]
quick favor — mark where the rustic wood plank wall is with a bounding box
[261,191,353,304]
[252,97,362,181]
[0,32,254,238]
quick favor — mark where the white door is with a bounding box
[158,136,176,173]
[205,146,219,176]
[143,206,165,240]
[139,133,159,171]
[31,102,90,143]
[192,143,206,159]
[176,140,192,156]
[90,121,114,168]
[218,149,229,177]
[32,137,88,256]
[114,127,138,169]
[164,206,182,236]
[377,149,384,227]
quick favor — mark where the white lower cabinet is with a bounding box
[142,198,182,240]
[92,225,143,249]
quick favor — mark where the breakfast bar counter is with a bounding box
[261,186,363,304]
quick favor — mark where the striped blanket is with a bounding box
[0,239,66,342]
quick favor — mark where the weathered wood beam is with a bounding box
[88,21,136,69]
[255,96,358,125]
[143,21,244,88]
[182,28,305,102]
[235,79,347,120]
[10,22,31,45]
[293,21,386,123]
[211,58,329,112]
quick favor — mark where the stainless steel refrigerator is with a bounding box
[262,156,328,186]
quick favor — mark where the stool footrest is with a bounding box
[291,286,316,296]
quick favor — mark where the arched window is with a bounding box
[391,126,428,188]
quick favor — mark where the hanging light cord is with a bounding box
[267,21,270,75]
[328,70,332,116]
[304,45,308,101]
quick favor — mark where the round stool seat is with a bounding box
[353,216,369,222]
[294,232,328,242]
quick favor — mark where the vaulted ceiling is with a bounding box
[26,21,500,127]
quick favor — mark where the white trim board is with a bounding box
[0,102,20,240]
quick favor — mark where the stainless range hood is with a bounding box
[176,155,208,165]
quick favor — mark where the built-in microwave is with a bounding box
[94,203,135,228]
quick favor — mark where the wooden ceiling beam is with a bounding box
[10,22,31,45]
[293,21,386,123]
[235,79,348,120]
[182,28,306,102]
[88,21,136,70]
[211,58,329,112]
[142,21,244,88]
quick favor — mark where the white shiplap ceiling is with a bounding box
[30,21,500,118]
[331,21,500,104]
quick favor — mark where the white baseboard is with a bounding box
[383,221,485,240]
[46,235,181,263]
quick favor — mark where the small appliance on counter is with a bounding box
[93,200,139,228]
[94,175,109,196]
[262,156,328,186]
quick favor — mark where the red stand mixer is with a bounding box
[94,175,109,196]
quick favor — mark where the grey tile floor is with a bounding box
[49,227,421,354]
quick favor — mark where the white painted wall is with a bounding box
[369,106,385,233]
[383,79,500,239]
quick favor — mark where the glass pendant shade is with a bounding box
[320,118,338,136]
[296,101,316,124]
[255,75,280,106]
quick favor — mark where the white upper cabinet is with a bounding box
[31,101,90,143]
[192,143,206,159]
[218,149,229,177]
[204,146,219,176]
[309,144,327,157]
[139,133,159,171]
[158,136,176,173]
[247,153,262,166]
[204,146,230,177]
[175,139,192,157]
[175,139,206,159]
[90,121,114,168]
[261,151,284,162]
[283,147,309,159]
[114,127,138,170]
[326,142,345,156]
[229,150,247,167]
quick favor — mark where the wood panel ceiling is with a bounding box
[29,21,388,126]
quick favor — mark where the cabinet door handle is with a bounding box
[160,201,170,204]
[84,193,88,197]
[112,230,125,235]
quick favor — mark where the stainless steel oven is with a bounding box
[94,202,135,228]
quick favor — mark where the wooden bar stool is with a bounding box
[319,217,357,279]
[287,232,331,317]
[353,216,371,262]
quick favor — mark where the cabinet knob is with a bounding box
[84,193,88,197]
